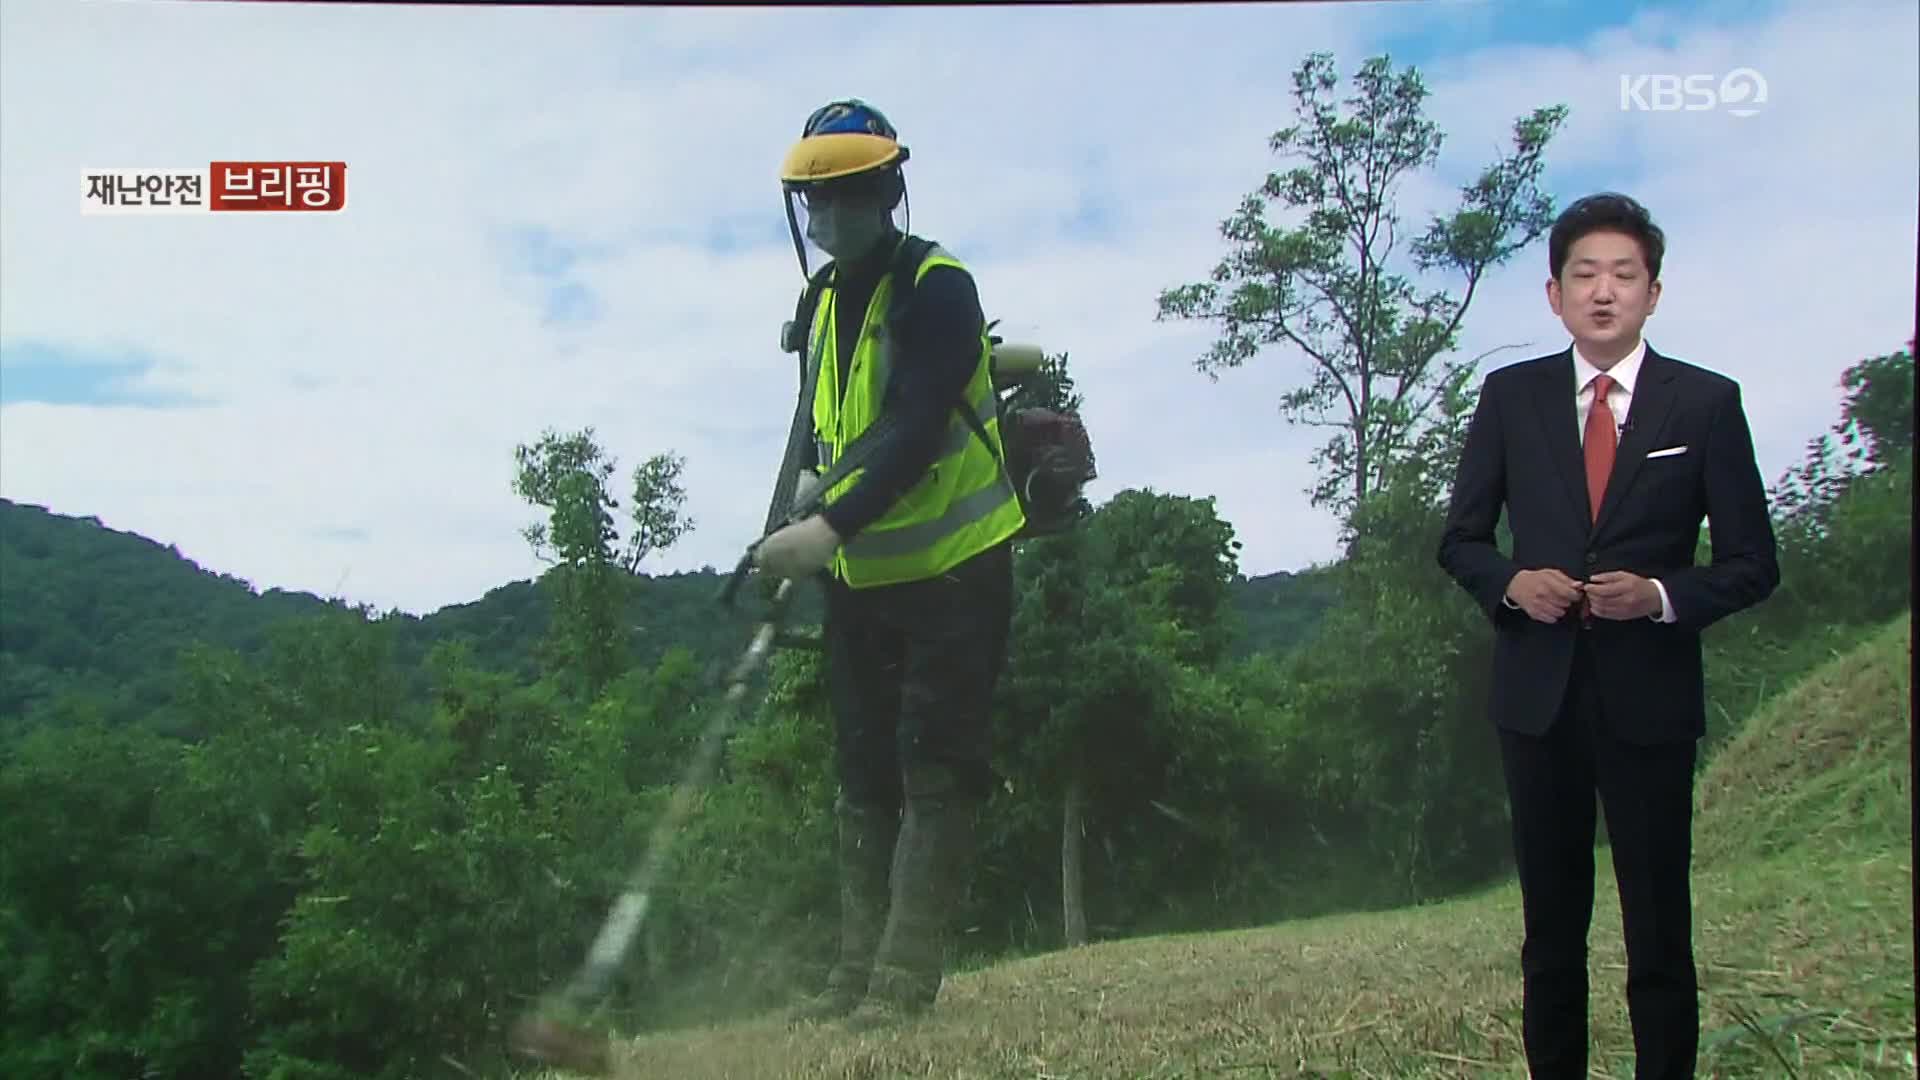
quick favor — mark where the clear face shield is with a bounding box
[782,168,910,281]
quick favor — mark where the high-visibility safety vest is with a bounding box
[807,243,1025,588]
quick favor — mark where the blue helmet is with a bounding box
[802,98,898,140]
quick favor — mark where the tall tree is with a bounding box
[513,428,620,571]
[1024,492,1239,945]
[624,451,696,574]
[995,344,1242,945]
[512,429,693,697]
[1001,525,1186,949]
[1157,51,1567,518]
[1769,344,1916,534]
[513,428,623,696]
[1836,344,1914,468]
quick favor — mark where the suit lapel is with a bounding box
[1593,347,1679,535]
[1529,350,1591,527]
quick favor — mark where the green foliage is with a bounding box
[1837,344,1914,465]
[1091,489,1244,666]
[512,427,626,697]
[512,428,695,699]
[2,720,194,1080]
[243,726,585,1080]
[624,450,697,574]
[1157,51,1567,514]
[978,482,1281,947]
[623,648,841,1027]
[0,499,341,733]
[0,589,804,1079]
[1229,568,1340,659]
[1768,347,1913,540]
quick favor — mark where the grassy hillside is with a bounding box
[551,615,1912,1079]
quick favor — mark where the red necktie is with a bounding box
[1584,373,1617,522]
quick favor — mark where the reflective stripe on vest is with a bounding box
[841,472,1015,559]
[807,241,1025,587]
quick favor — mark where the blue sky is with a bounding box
[1376,0,1795,60]
[2,0,1914,615]
[0,342,206,408]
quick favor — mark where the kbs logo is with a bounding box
[82,162,348,214]
[1619,69,1768,117]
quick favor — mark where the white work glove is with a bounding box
[754,514,840,579]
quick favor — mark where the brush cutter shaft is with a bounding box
[556,575,796,1008]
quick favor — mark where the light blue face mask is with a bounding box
[805,201,889,262]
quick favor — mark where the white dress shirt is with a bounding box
[1574,337,1644,445]
[1504,336,1677,623]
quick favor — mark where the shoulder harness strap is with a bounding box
[883,235,1013,481]
[783,259,838,383]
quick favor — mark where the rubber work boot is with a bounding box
[844,765,978,1032]
[787,796,899,1023]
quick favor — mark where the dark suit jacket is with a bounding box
[1436,345,1780,744]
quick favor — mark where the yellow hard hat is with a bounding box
[779,99,910,188]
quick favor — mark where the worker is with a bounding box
[753,97,1025,1030]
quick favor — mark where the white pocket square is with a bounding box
[1645,445,1688,459]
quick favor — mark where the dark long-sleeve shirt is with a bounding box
[803,249,985,540]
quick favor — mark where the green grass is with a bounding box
[540,616,1913,1079]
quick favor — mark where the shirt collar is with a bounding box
[1573,336,1647,394]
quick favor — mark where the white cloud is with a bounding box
[1,0,1912,614]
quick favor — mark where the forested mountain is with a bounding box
[0,500,339,729]
[0,497,1335,734]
